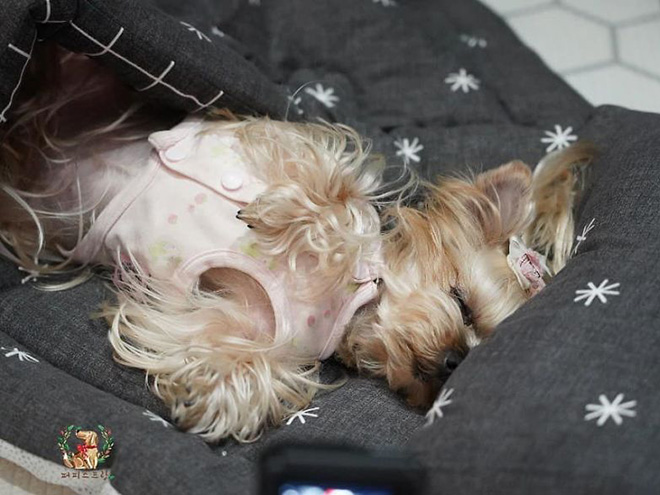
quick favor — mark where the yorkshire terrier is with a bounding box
[337,142,594,407]
[0,45,594,442]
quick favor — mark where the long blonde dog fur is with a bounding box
[0,43,594,441]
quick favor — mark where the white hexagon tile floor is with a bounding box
[480,0,660,114]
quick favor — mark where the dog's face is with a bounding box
[340,161,534,407]
[75,430,98,447]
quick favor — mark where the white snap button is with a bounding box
[221,171,244,191]
[164,143,188,161]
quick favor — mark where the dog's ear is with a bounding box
[524,142,596,273]
[474,160,533,243]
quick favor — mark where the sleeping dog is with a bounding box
[0,45,593,441]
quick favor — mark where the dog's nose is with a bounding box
[444,350,466,372]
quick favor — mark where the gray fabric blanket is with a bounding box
[1,1,658,494]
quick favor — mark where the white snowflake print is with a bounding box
[180,22,211,42]
[574,279,620,306]
[444,68,480,93]
[394,137,424,165]
[541,125,577,153]
[286,407,319,425]
[373,0,397,6]
[304,84,339,108]
[1,346,39,363]
[585,393,637,426]
[287,94,304,115]
[143,409,172,428]
[572,218,595,256]
[18,266,40,284]
[425,388,454,426]
[460,34,487,48]
[211,26,225,38]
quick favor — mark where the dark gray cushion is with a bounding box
[1,0,658,494]
[0,0,288,121]
[410,106,660,494]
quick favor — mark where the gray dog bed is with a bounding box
[1,1,658,494]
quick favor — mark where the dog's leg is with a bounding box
[235,120,383,296]
[105,267,323,442]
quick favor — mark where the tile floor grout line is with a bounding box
[615,13,660,28]
[618,62,660,83]
[611,25,620,64]
[554,3,615,28]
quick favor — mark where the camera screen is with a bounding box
[279,484,393,495]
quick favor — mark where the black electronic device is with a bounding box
[259,443,427,495]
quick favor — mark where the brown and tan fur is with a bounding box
[0,43,594,440]
[339,145,595,407]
